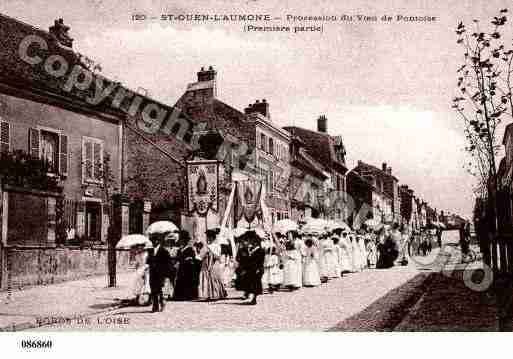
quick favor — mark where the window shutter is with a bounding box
[0,121,9,153]
[84,140,93,181]
[93,142,102,181]
[59,134,68,176]
[29,128,40,158]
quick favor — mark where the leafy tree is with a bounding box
[453,9,511,229]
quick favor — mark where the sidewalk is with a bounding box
[394,269,499,331]
[0,272,134,331]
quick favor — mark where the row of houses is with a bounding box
[0,15,456,288]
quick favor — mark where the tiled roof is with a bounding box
[174,89,256,147]
[0,13,184,123]
[283,126,347,173]
[292,147,327,179]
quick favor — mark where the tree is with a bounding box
[453,9,511,230]
[98,152,120,287]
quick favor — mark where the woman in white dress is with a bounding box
[332,236,342,278]
[319,236,338,279]
[269,247,282,291]
[302,238,321,287]
[338,231,353,274]
[358,234,368,271]
[283,240,302,290]
[351,234,362,272]
[262,247,273,293]
[131,244,151,305]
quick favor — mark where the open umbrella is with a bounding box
[145,221,179,235]
[302,218,329,235]
[116,234,152,249]
[327,220,351,232]
[273,219,298,234]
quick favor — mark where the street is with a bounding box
[26,230,478,331]
[36,266,420,331]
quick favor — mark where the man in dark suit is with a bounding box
[148,232,173,312]
[245,232,266,305]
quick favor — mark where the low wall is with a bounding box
[2,246,133,289]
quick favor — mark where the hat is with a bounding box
[206,228,220,237]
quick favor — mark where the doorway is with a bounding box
[85,201,102,242]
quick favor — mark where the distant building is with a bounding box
[346,169,373,229]
[284,115,348,221]
[354,161,396,223]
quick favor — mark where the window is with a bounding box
[41,130,59,173]
[269,171,274,192]
[269,138,274,155]
[82,137,104,184]
[0,119,10,153]
[260,133,266,152]
[28,127,68,176]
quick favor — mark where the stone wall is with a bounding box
[3,246,132,289]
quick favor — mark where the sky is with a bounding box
[3,0,512,218]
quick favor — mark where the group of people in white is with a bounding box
[257,228,374,291]
[129,219,410,309]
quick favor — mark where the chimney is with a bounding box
[317,115,327,133]
[49,18,73,48]
[382,162,387,172]
[244,99,270,119]
[197,65,217,82]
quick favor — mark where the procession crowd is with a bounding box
[131,221,414,312]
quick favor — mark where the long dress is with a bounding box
[198,246,228,300]
[246,246,266,296]
[132,251,151,305]
[262,252,272,291]
[235,245,250,293]
[269,254,282,286]
[302,246,321,286]
[332,238,342,278]
[172,246,200,301]
[366,240,377,268]
[283,249,302,288]
[351,237,362,272]
[359,237,368,270]
[319,238,337,278]
[339,236,353,273]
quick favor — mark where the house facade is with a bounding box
[284,115,348,221]
[0,14,133,288]
[354,160,394,223]
[289,135,328,222]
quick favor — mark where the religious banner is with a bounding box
[186,160,219,216]
[234,180,262,224]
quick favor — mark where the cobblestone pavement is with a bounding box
[0,272,133,331]
[37,266,420,331]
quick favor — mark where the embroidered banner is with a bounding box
[234,180,262,224]
[187,160,219,215]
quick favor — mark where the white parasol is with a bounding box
[116,234,152,249]
[273,219,298,235]
[302,217,329,235]
[145,221,179,235]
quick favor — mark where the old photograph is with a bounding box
[0,0,511,342]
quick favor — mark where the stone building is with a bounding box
[346,169,373,229]
[0,14,135,288]
[284,115,348,221]
[399,184,414,230]
[288,135,328,222]
[170,67,291,232]
[353,161,394,223]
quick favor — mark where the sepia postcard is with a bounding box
[1,0,513,355]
